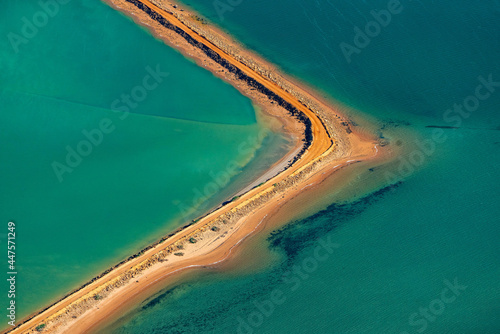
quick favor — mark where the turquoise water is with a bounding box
[110,0,500,333]
[0,0,288,324]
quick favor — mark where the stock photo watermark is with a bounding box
[442,74,500,127]
[176,129,268,220]
[339,0,405,63]
[7,0,72,54]
[213,0,243,21]
[385,73,499,187]
[51,65,169,182]
[401,278,467,333]
[236,236,340,334]
[6,222,17,327]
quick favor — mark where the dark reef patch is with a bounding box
[112,183,403,333]
[267,182,403,262]
[425,125,459,129]
[141,285,182,311]
[380,119,411,131]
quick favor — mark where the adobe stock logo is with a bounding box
[339,0,404,63]
[384,73,499,189]
[236,236,340,334]
[213,0,243,21]
[52,65,169,182]
[401,278,467,334]
[7,0,72,54]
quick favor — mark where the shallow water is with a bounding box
[109,0,500,333]
[0,0,287,323]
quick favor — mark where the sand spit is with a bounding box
[5,1,383,333]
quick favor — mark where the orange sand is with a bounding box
[5,1,388,333]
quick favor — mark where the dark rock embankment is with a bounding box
[125,0,313,166]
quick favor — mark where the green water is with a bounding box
[0,0,289,324]
[109,0,500,333]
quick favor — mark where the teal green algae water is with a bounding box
[108,0,500,333]
[0,0,290,325]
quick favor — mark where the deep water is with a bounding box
[109,0,500,333]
